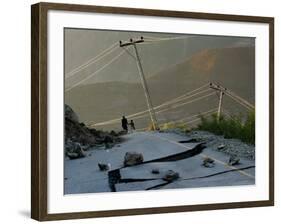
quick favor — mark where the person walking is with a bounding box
[129,120,135,132]
[121,116,128,133]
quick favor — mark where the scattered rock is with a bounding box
[163,170,179,182]
[118,130,128,136]
[65,142,86,159]
[98,163,111,171]
[187,131,255,161]
[89,128,102,137]
[104,135,114,143]
[151,169,160,174]
[110,130,118,136]
[123,152,144,166]
[228,155,240,166]
[66,152,82,160]
[64,104,123,151]
[217,144,226,150]
[202,157,215,168]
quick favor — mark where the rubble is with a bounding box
[123,152,144,166]
[162,170,179,182]
[64,104,123,158]
[65,142,86,159]
[187,131,255,160]
[228,155,240,166]
[98,163,111,171]
[202,157,215,168]
[217,144,226,150]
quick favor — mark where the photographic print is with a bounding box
[64,29,256,194]
[31,3,274,220]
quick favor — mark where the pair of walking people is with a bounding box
[121,116,135,133]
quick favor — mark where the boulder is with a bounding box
[123,152,144,166]
[66,152,81,160]
[217,144,226,150]
[98,163,111,171]
[228,155,240,165]
[202,157,215,168]
[65,141,86,159]
[163,170,179,182]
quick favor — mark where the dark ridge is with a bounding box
[119,178,158,183]
[146,181,170,190]
[142,143,206,163]
[178,139,201,143]
[108,169,121,192]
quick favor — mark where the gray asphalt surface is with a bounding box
[65,131,255,194]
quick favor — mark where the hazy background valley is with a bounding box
[65,29,255,131]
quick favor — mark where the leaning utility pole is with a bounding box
[209,83,226,121]
[119,37,159,130]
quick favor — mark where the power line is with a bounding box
[185,117,202,125]
[225,93,252,111]
[177,108,217,122]
[65,49,127,92]
[142,35,191,42]
[66,42,119,78]
[88,84,211,126]
[134,92,215,121]
[91,91,216,127]
[131,88,212,121]
[225,90,255,109]
[89,87,212,126]
[155,92,215,113]
[161,83,210,105]
[137,109,215,131]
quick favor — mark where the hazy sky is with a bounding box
[64,28,254,88]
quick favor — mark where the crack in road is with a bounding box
[108,132,254,192]
[146,165,255,190]
[108,141,206,192]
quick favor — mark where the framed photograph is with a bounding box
[31,2,274,221]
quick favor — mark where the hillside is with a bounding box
[147,47,254,103]
[65,47,255,130]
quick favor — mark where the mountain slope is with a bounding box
[65,47,255,129]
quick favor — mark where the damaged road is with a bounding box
[64,131,255,194]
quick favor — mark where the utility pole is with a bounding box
[120,37,159,130]
[209,83,226,121]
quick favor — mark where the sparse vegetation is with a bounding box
[196,110,255,145]
[147,121,190,132]
[161,121,189,132]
